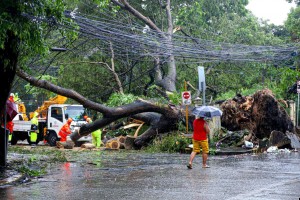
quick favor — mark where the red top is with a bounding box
[193,118,207,141]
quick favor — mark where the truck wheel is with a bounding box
[11,135,18,145]
[47,132,58,146]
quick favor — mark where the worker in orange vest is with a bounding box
[58,118,73,142]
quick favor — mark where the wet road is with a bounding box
[1,150,300,200]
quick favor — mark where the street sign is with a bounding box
[198,66,206,91]
[198,66,206,105]
[297,80,300,94]
[182,91,191,105]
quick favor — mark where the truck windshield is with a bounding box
[65,106,85,121]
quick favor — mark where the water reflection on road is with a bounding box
[1,150,300,200]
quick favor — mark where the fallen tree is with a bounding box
[17,69,184,149]
[220,89,294,139]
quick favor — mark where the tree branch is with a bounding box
[111,0,163,34]
[17,68,172,113]
[110,41,124,94]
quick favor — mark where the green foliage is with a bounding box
[0,0,66,55]
[106,93,139,107]
[267,67,300,99]
[145,133,191,153]
[6,0,298,122]
[9,146,67,162]
[8,147,67,177]
[177,120,187,132]
[105,128,129,138]
[24,75,58,100]
[18,165,46,177]
[215,90,237,101]
[166,91,181,105]
[287,0,300,6]
[209,148,217,155]
[285,6,300,41]
[215,67,300,101]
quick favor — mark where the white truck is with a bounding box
[12,104,91,146]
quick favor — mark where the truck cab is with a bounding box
[46,104,91,146]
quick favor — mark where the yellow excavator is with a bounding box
[29,95,67,119]
[16,102,29,121]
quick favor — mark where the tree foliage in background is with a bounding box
[9,0,300,112]
[287,0,300,6]
[0,0,66,124]
[4,0,299,154]
[24,75,58,100]
[105,93,138,107]
[285,6,300,41]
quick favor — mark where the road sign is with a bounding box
[297,80,300,94]
[182,91,191,105]
[198,66,206,105]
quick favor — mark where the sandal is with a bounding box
[202,165,210,168]
[187,164,192,169]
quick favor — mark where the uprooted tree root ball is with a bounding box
[220,89,294,139]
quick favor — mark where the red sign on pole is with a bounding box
[182,92,190,99]
[182,91,191,105]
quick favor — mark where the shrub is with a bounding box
[145,132,191,153]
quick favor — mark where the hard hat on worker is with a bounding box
[67,118,73,123]
[84,115,88,120]
[86,118,92,123]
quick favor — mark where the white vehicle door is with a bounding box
[48,106,65,136]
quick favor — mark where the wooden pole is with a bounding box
[185,81,189,134]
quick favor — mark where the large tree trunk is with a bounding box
[0,31,19,123]
[132,112,178,148]
[16,69,183,149]
[111,0,177,92]
[0,31,19,166]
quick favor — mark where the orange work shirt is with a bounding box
[58,123,71,142]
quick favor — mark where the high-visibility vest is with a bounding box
[58,123,71,141]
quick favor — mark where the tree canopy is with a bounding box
[1,0,300,151]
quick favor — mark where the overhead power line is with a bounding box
[57,10,300,64]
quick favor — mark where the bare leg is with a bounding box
[202,153,208,167]
[189,151,197,165]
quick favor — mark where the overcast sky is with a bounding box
[246,0,296,25]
